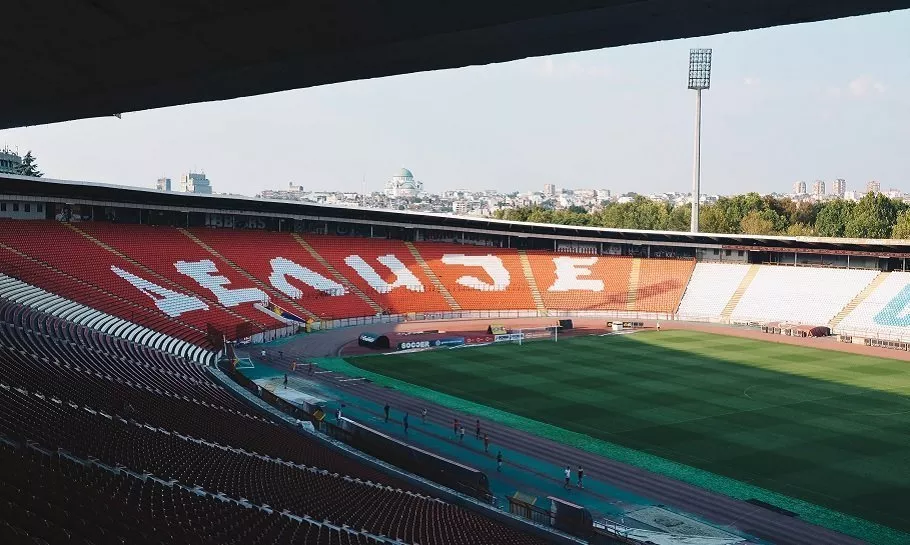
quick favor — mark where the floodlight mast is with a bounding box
[688,48,711,233]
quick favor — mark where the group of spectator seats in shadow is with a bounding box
[0,298,548,545]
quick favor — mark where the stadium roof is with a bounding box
[3,0,910,129]
[6,173,910,257]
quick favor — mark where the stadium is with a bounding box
[0,173,909,545]
[5,3,910,545]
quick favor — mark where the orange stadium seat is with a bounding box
[526,251,632,310]
[305,235,451,313]
[190,228,375,320]
[78,223,282,330]
[414,243,536,310]
[0,220,239,343]
[633,258,696,313]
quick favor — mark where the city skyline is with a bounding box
[0,10,908,197]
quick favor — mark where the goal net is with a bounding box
[513,325,561,345]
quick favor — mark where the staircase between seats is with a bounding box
[626,258,642,310]
[517,250,546,314]
[292,234,383,314]
[403,242,461,311]
[719,264,761,321]
[178,228,318,321]
[63,223,262,328]
[829,271,888,329]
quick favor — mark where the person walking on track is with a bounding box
[283,374,288,388]
[497,451,503,472]
[459,425,465,443]
[483,434,490,453]
[564,466,572,490]
[577,466,584,489]
[475,419,481,440]
[453,418,459,437]
[403,413,409,434]
[384,402,390,423]
[422,408,427,424]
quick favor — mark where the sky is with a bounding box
[2,10,909,198]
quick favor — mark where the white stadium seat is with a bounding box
[730,266,878,325]
[837,272,910,339]
[676,263,751,320]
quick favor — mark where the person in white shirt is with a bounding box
[564,466,571,489]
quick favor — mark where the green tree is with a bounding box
[739,210,779,235]
[667,203,691,232]
[814,200,855,237]
[844,193,897,238]
[892,210,910,239]
[15,151,42,177]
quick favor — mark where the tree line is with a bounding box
[493,192,910,239]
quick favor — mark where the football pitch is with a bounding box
[346,330,910,537]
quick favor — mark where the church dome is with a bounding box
[396,168,414,178]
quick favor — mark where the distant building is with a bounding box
[384,168,423,198]
[156,177,172,191]
[812,180,825,197]
[793,181,807,194]
[866,180,881,194]
[452,201,470,215]
[0,147,22,175]
[831,178,846,197]
[543,184,556,197]
[179,172,212,194]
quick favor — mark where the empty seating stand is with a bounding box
[191,228,376,320]
[307,235,451,314]
[730,266,879,325]
[0,296,549,545]
[526,252,632,311]
[415,243,537,310]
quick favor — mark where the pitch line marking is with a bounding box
[338,377,366,383]
[743,386,756,399]
[314,370,333,374]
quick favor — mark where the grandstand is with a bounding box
[3,175,910,543]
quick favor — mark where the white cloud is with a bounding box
[847,75,886,97]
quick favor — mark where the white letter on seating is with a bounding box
[111,266,209,317]
[440,254,510,291]
[175,259,267,306]
[344,255,424,293]
[548,257,604,292]
[268,257,346,298]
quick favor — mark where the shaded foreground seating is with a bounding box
[0,298,549,545]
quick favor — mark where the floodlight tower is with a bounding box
[688,48,712,233]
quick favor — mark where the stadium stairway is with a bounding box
[64,222,271,332]
[404,242,461,311]
[625,258,642,311]
[719,263,760,321]
[292,234,384,314]
[517,250,546,313]
[177,228,319,322]
[829,270,888,329]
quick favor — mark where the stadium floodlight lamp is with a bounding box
[688,48,712,233]
[687,48,712,90]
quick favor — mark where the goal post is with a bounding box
[515,325,561,345]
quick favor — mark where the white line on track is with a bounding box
[338,377,366,383]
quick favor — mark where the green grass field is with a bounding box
[346,330,910,536]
